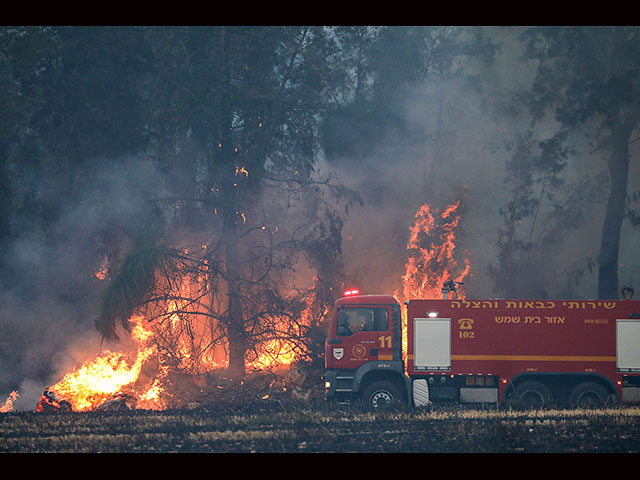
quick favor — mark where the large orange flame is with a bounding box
[37,316,165,412]
[396,201,470,302]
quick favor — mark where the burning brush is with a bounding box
[35,389,139,413]
[36,390,72,413]
[28,315,167,413]
[0,390,19,412]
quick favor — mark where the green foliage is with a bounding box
[97,245,176,341]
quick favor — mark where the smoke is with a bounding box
[324,73,509,299]
[0,155,169,408]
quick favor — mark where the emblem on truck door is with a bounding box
[333,348,344,360]
[352,344,366,358]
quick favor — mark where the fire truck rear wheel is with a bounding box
[568,382,610,408]
[514,380,552,408]
[361,381,402,409]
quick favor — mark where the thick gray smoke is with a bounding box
[325,76,512,299]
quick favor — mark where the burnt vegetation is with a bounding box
[2,404,640,453]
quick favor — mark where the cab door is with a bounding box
[328,305,392,369]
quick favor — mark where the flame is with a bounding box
[248,339,297,371]
[0,391,19,412]
[246,286,318,371]
[396,201,470,302]
[40,316,165,412]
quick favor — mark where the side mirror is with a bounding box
[337,327,349,336]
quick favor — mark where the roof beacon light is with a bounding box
[344,289,360,297]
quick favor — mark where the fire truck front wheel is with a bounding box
[361,381,402,409]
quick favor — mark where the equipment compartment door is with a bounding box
[617,319,640,372]
[413,318,451,371]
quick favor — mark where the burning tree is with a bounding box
[392,199,471,367]
[21,167,354,413]
[95,171,356,381]
[87,27,360,384]
[397,200,471,302]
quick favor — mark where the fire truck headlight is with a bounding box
[428,312,438,318]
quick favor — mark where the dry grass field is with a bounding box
[2,401,640,453]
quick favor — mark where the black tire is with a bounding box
[361,381,402,409]
[513,380,552,408]
[569,382,610,408]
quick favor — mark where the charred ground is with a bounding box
[3,402,640,453]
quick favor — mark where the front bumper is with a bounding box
[324,369,357,400]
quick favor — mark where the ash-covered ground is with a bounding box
[2,402,640,453]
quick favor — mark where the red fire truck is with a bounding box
[324,289,640,408]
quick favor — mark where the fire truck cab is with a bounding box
[324,290,640,409]
[324,292,407,408]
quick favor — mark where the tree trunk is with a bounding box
[217,27,246,378]
[221,144,246,377]
[223,202,246,378]
[597,120,631,299]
